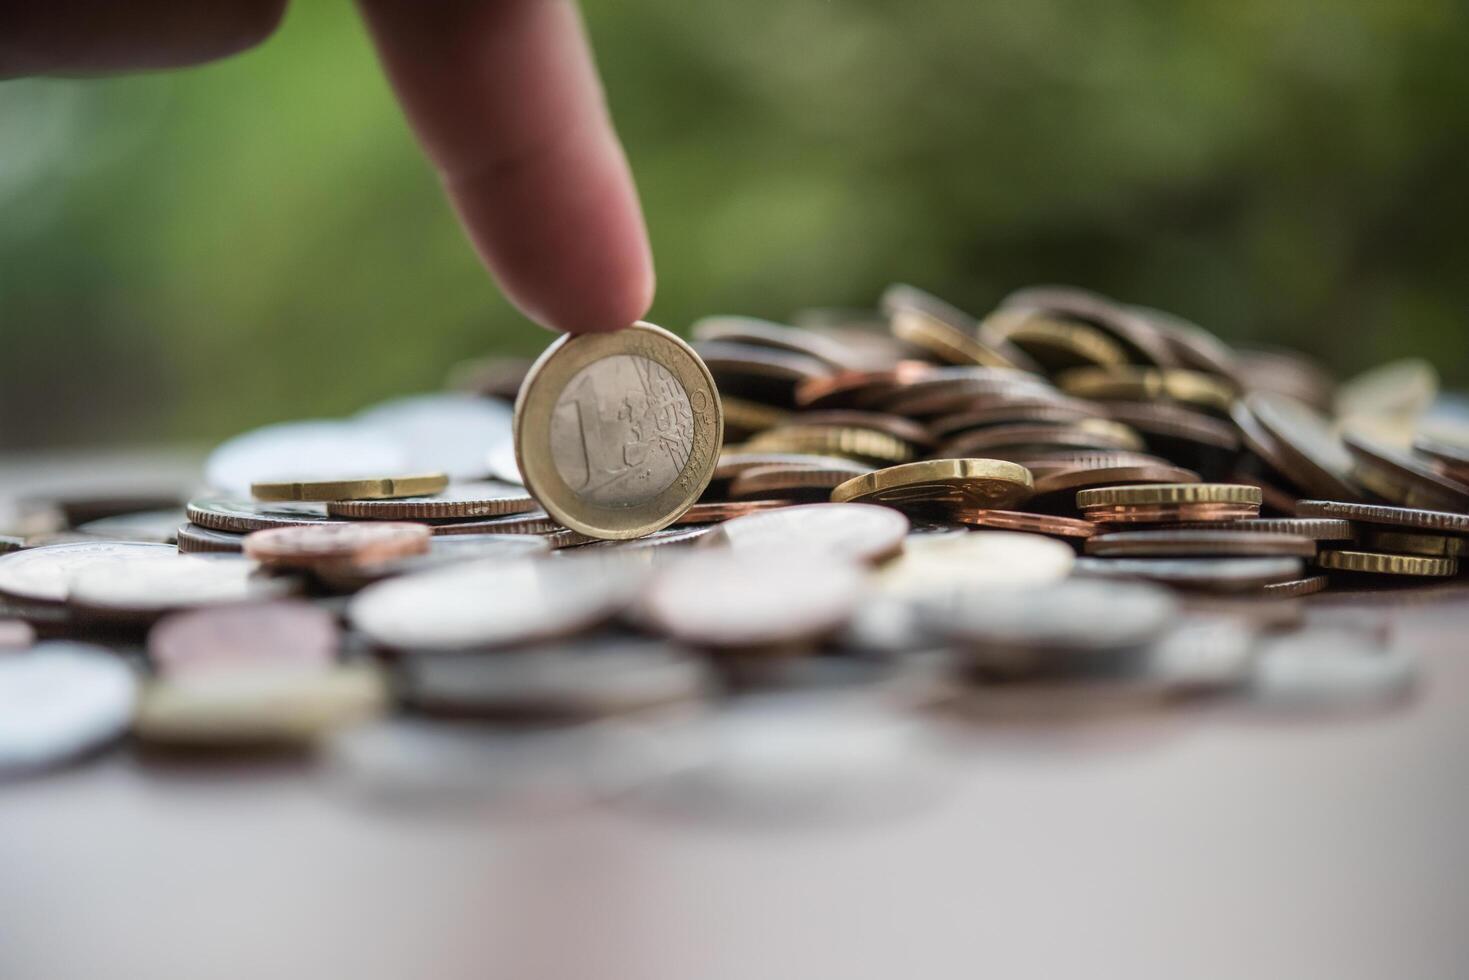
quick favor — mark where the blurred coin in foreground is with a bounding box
[350,557,643,651]
[76,509,187,544]
[515,321,722,540]
[0,643,137,774]
[1251,629,1414,712]
[877,531,1074,597]
[706,502,909,564]
[0,619,36,649]
[1074,556,1304,592]
[68,556,294,621]
[0,541,176,606]
[244,523,431,570]
[148,601,339,678]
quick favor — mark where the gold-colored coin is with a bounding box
[1357,529,1468,558]
[250,472,448,502]
[1076,483,1262,509]
[978,309,1129,370]
[514,321,722,540]
[1057,366,1236,415]
[743,425,914,465]
[1316,549,1457,577]
[830,458,1033,509]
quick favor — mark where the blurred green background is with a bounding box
[3,0,1467,449]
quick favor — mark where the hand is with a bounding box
[0,0,654,334]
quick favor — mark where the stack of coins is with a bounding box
[0,287,1461,805]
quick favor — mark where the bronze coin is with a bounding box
[1343,431,1469,512]
[1011,450,1176,476]
[1130,305,1244,387]
[728,463,873,501]
[1085,530,1316,558]
[1315,549,1457,577]
[1058,366,1235,415]
[696,340,831,408]
[148,600,338,677]
[175,523,247,554]
[1412,437,1469,482]
[1358,528,1468,557]
[792,362,934,410]
[789,411,934,448]
[1074,556,1304,591]
[876,370,1054,417]
[928,402,1104,440]
[1167,517,1354,540]
[939,419,1144,458]
[1102,401,1240,452]
[977,308,1131,372]
[743,424,916,465]
[243,523,431,569]
[720,397,790,436]
[1258,575,1329,598]
[1031,463,1201,498]
[707,502,910,564]
[691,315,863,371]
[1229,401,1300,484]
[952,509,1096,539]
[675,499,798,525]
[883,283,1040,372]
[999,284,1179,367]
[1244,392,1361,499]
[1295,499,1469,536]
[1081,502,1263,525]
[325,481,537,520]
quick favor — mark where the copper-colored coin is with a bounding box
[186,497,344,533]
[712,452,866,483]
[642,550,864,650]
[1229,400,1300,484]
[1013,450,1175,475]
[1244,392,1361,499]
[1074,556,1304,591]
[728,463,873,500]
[1258,575,1329,598]
[743,424,915,465]
[953,509,1096,539]
[792,362,933,410]
[1316,549,1457,577]
[1057,366,1235,415]
[1085,530,1316,558]
[831,458,1034,510]
[1081,502,1262,525]
[0,619,36,649]
[691,315,861,371]
[1343,431,1469,512]
[1168,517,1354,540]
[927,398,1105,440]
[148,600,338,678]
[1077,483,1262,509]
[325,481,536,520]
[876,369,1053,417]
[244,523,431,569]
[1031,463,1200,498]
[940,419,1145,458]
[1358,528,1468,558]
[694,340,832,385]
[1412,437,1469,482]
[1131,305,1244,386]
[1295,499,1469,535]
[1000,284,1178,367]
[251,472,449,503]
[705,502,910,564]
[675,499,797,525]
[175,523,247,554]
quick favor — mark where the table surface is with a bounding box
[3,448,1469,980]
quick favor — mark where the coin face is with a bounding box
[877,530,1075,597]
[68,556,294,618]
[706,502,910,564]
[244,523,431,569]
[515,322,722,540]
[0,642,138,773]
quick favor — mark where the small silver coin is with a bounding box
[0,541,177,605]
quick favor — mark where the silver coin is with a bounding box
[0,541,177,605]
[349,556,645,651]
[0,642,138,774]
[1073,556,1304,592]
[67,555,293,618]
[398,639,712,718]
[354,393,513,481]
[1142,614,1259,691]
[314,534,552,590]
[1250,628,1416,711]
[205,419,408,496]
[706,502,910,565]
[186,498,342,533]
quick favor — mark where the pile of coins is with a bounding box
[0,288,1462,815]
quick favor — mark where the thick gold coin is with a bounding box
[1359,528,1468,557]
[830,458,1033,509]
[1076,483,1262,509]
[514,321,722,540]
[251,472,448,502]
[1058,366,1236,415]
[1316,549,1457,577]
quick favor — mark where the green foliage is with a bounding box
[2,0,1467,447]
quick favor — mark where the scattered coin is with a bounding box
[397,639,712,719]
[515,321,723,540]
[1030,462,1201,498]
[1315,550,1457,577]
[1245,392,1361,499]
[884,283,1034,371]
[175,523,247,554]
[877,531,1075,597]
[186,497,344,533]
[952,509,1097,538]
[244,523,431,570]
[706,502,910,564]
[1357,528,1467,557]
[251,471,449,503]
[68,556,295,620]
[148,601,339,677]
[1295,499,1469,535]
[1251,629,1415,712]
[1259,575,1330,598]
[1074,556,1304,591]
[205,419,410,497]
[75,509,187,544]
[1058,366,1235,415]
[743,424,915,465]
[1167,517,1355,540]
[0,541,177,606]
[642,551,864,650]
[134,664,386,748]
[830,458,1034,510]
[325,481,536,520]
[0,619,36,649]
[1085,530,1317,558]
[1077,483,1262,524]
[0,643,138,774]
[350,557,643,651]
[1343,430,1469,512]
[728,462,874,501]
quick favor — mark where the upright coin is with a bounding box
[514,321,722,540]
[0,643,138,773]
